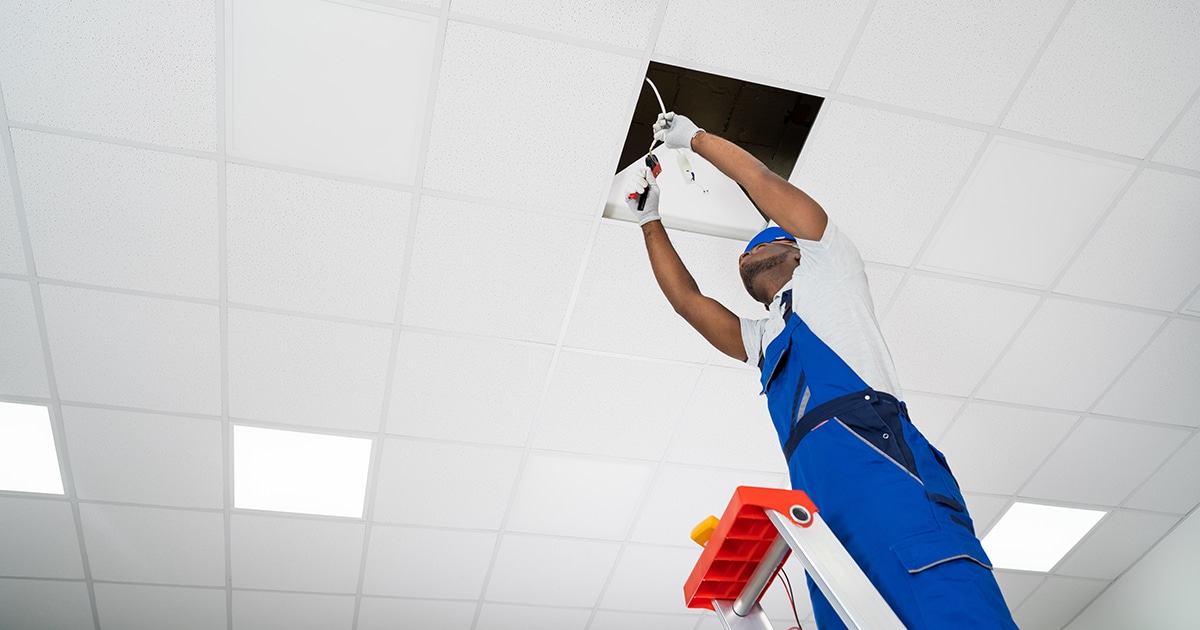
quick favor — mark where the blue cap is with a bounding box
[744,226,796,253]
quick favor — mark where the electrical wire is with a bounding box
[644,76,667,154]
[776,567,805,630]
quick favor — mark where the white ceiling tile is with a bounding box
[0,279,49,398]
[839,0,1062,124]
[963,493,1014,537]
[80,503,225,586]
[794,102,987,265]
[1012,575,1108,630]
[1096,319,1200,428]
[227,309,391,432]
[484,534,621,607]
[921,137,1134,287]
[0,147,25,274]
[881,276,1040,396]
[357,598,477,630]
[656,0,868,89]
[864,266,904,319]
[232,590,355,630]
[938,402,1077,495]
[423,22,640,214]
[475,603,591,630]
[590,610,703,630]
[61,406,223,509]
[451,0,655,49]
[230,514,364,593]
[402,196,592,343]
[94,583,226,630]
[992,570,1044,612]
[631,464,785,547]
[362,526,495,599]
[565,223,758,363]
[535,351,701,460]
[228,0,436,183]
[1057,510,1179,580]
[0,578,94,630]
[386,330,551,446]
[901,392,965,443]
[0,0,215,150]
[12,130,218,297]
[600,544,700,613]
[1153,96,1200,171]
[507,451,654,539]
[665,367,786,473]
[1022,417,1188,506]
[978,299,1164,411]
[372,438,521,529]
[1003,0,1200,157]
[225,164,412,321]
[0,497,82,579]
[39,285,221,414]
[1186,291,1200,316]
[1125,433,1200,514]
[1057,170,1200,310]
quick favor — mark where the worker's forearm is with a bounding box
[641,221,701,309]
[690,131,772,193]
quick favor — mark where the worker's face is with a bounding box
[738,240,800,305]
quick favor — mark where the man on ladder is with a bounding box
[626,112,1018,629]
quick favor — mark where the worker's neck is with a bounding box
[757,272,794,306]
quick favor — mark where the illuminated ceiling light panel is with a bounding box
[0,401,64,495]
[227,0,437,183]
[233,424,372,518]
[982,502,1106,571]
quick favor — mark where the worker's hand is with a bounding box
[625,165,661,226]
[653,112,703,150]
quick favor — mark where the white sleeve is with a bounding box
[792,222,865,282]
[740,316,767,367]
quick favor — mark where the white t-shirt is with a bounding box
[740,222,903,397]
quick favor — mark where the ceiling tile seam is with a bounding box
[825,0,880,92]
[0,80,102,630]
[444,11,644,60]
[10,276,219,306]
[44,400,222,424]
[991,0,1077,132]
[558,344,717,369]
[0,575,87,585]
[0,392,52,407]
[69,498,224,515]
[351,0,453,626]
[5,120,218,161]
[357,0,440,18]
[393,324,558,350]
[215,2,234,627]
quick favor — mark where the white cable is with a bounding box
[645,77,667,154]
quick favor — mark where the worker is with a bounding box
[628,112,1018,630]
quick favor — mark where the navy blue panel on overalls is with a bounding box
[759,299,1018,630]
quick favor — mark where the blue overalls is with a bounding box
[759,290,1017,630]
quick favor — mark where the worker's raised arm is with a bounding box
[626,168,748,362]
[654,113,828,241]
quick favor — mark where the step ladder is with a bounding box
[683,486,906,630]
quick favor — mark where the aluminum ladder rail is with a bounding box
[682,486,906,630]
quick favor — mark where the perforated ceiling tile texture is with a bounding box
[78,503,225,587]
[1095,319,1200,428]
[226,308,391,432]
[505,451,655,539]
[423,21,641,215]
[402,195,592,343]
[0,579,96,630]
[1153,95,1200,171]
[38,284,221,414]
[0,0,216,150]
[0,147,26,274]
[864,265,905,317]
[0,279,49,398]
[225,164,412,322]
[589,610,703,630]
[665,366,786,473]
[1055,169,1200,310]
[357,598,478,630]
[484,535,622,607]
[656,0,869,89]
[900,392,965,443]
[977,299,1165,411]
[450,0,655,49]
[838,0,1063,124]
[631,464,785,547]
[362,526,496,599]
[385,330,552,445]
[0,497,84,579]
[1056,510,1180,580]
[1124,434,1200,514]
[92,583,227,630]
[881,275,1040,396]
[1002,0,1200,157]
[231,590,355,630]
[474,603,592,630]
[600,544,704,613]
[230,514,364,593]
[11,130,218,298]
[793,101,986,266]
[937,402,1077,495]
[1011,575,1109,630]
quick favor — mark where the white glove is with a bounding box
[653,112,703,150]
[624,165,661,226]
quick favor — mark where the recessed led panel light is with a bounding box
[0,401,64,494]
[233,425,372,518]
[982,502,1105,571]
